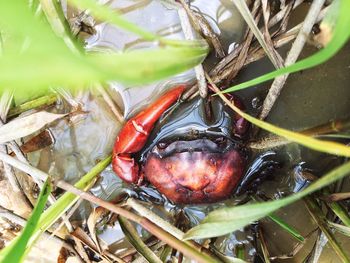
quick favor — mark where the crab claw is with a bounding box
[112,85,185,184]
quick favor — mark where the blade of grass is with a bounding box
[221,0,350,94]
[118,216,163,263]
[184,160,350,240]
[253,196,305,242]
[40,0,84,53]
[209,77,350,158]
[328,221,350,237]
[304,197,350,263]
[0,1,208,95]
[0,179,51,263]
[0,153,111,256]
[323,189,350,227]
[0,45,208,91]
[268,214,305,242]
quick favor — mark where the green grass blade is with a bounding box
[221,0,350,94]
[216,92,350,158]
[328,221,350,237]
[268,214,305,242]
[1,156,111,257]
[0,44,207,91]
[184,160,350,240]
[0,180,51,263]
[33,156,111,239]
[69,0,157,42]
[40,0,84,53]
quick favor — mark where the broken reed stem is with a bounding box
[211,4,328,85]
[304,197,350,263]
[178,0,225,58]
[210,0,302,80]
[259,0,326,120]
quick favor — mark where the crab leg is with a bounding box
[112,85,185,184]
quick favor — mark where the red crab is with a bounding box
[112,85,249,204]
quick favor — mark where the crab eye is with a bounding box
[157,142,168,149]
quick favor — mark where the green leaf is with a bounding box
[216,92,350,158]
[184,160,350,240]
[221,0,350,94]
[0,45,207,91]
[0,180,51,263]
[69,0,158,42]
[0,1,208,96]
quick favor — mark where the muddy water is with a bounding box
[39,0,350,261]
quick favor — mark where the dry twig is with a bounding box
[177,0,207,98]
[259,0,326,120]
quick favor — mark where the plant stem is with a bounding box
[259,0,326,120]
[304,197,350,263]
[56,180,220,263]
[177,0,207,98]
[119,216,162,263]
[127,198,184,240]
[8,94,58,118]
[258,227,271,263]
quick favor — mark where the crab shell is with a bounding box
[142,139,245,204]
[137,96,248,204]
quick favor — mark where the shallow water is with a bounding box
[39,0,350,261]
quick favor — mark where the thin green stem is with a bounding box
[8,94,58,118]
